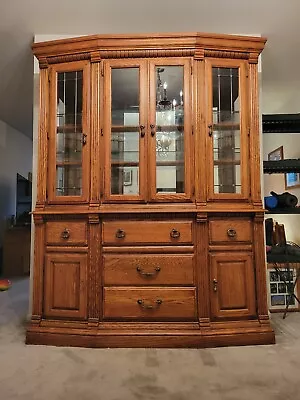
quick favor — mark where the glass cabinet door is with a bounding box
[48,61,90,202]
[149,60,192,201]
[206,59,249,200]
[105,60,147,201]
[104,60,147,201]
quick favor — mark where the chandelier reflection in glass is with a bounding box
[156,67,184,157]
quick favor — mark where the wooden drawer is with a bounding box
[46,221,88,246]
[209,219,252,244]
[102,221,192,245]
[103,287,196,320]
[103,254,194,285]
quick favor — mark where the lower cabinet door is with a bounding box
[44,253,88,319]
[209,252,256,320]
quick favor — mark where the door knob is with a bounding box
[150,124,156,137]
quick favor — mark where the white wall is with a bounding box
[0,120,32,245]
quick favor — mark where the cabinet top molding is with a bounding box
[32,32,267,64]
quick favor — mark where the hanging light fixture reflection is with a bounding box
[156,68,184,157]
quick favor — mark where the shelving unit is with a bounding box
[263,158,300,315]
[263,159,300,174]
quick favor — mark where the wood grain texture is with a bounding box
[209,218,252,244]
[44,252,88,319]
[209,252,256,320]
[32,32,266,62]
[103,254,194,285]
[45,221,88,246]
[31,215,44,324]
[88,216,101,325]
[35,68,48,208]
[26,325,275,348]
[103,287,197,320]
[102,220,193,245]
[89,61,101,207]
[249,63,263,207]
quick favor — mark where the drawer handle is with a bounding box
[213,278,218,292]
[227,228,237,238]
[170,228,180,239]
[61,228,70,240]
[136,266,161,278]
[115,229,126,239]
[137,299,162,309]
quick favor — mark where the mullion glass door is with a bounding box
[149,60,191,201]
[49,61,89,202]
[206,59,248,200]
[105,60,146,201]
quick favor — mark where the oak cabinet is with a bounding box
[27,32,275,348]
[44,253,88,320]
[209,252,256,320]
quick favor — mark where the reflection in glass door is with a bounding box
[110,67,140,196]
[154,66,185,194]
[212,67,241,194]
[56,70,84,196]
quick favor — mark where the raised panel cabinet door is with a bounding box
[103,60,148,201]
[148,59,192,201]
[48,61,90,203]
[209,252,256,320]
[205,59,250,201]
[44,253,88,319]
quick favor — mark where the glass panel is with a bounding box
[212,67,241,194]
[155,66,184,194]
[111,166,139,195]
[56,71,83,196]
[56,166,82,196]
[111,68,140,195]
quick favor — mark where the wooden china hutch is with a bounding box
[26,32,275,348]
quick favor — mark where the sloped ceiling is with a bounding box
[1,0,300,139]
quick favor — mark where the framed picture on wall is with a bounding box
[285,172,300,189]
[123,168,132,186]
[268,146,283,161]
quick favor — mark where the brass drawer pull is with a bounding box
[115,229,126,239]
[81,133,87,145]
[213,278,218,292]
[170,228,180,239]
[140,125,145,138]
[61,228,70,240]
[137,299,163,309]
[227,228,237,238]
[136,266,161,278]
[150,124,156,137]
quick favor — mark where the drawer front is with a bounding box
[102,221,192,245]
[103,254,194,285]
[46,221,88,246]
[103,287,197,320]
[209,219,252,244]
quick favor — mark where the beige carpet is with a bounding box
[1,277,300,400]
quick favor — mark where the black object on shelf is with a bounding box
[270,191,298,208]
[263,113,300,133]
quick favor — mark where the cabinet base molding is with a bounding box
[26,324,275,348]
